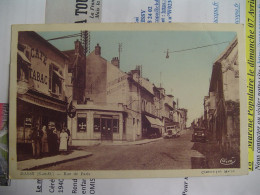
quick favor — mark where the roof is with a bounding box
[209,37,238,92]
[21,31,69,60]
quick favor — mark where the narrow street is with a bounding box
[44,130,206,170]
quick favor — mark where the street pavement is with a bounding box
[43,130,207,170]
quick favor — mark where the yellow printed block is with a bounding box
[246,0,256,171]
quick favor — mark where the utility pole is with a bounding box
[81,31,90,55]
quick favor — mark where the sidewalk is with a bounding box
[102,130,191,146]
[17,150,92,170]
[101,137,163,146]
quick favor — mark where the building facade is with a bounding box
[69,44,141,145]
[17,32,69,145]
[206,37,240,155]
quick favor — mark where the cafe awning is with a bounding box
[145,115,164,129]
[17,50,31,65]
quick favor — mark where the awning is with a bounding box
[18,93,66,113]
[53,70,64,80]
[17,50,31,64]
[145,115,164,129]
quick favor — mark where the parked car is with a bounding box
[192,127,206,142]
[163,126,180,139]
[163,129,173,139]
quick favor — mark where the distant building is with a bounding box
[173,108,187,130]
[130,71,164,138]
[69,44,176,145]
[203,96,210,129]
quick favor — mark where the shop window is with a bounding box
[94,118,101,132]
[49,63,63,95]
[107,119,112,132]
[77,114,87,132]
[113,119,119,133]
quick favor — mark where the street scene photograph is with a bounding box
[11,24,245,177]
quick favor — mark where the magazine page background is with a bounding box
[0,0,259,194]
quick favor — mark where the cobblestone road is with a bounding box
[45,130,206,170]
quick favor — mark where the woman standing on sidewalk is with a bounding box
[59,128,68,153]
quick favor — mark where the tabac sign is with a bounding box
[30,48,49,88]
[29,47,49,94]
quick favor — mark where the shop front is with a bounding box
[142,114,164,138]
[70,103,125,145]
[16,31,69,159]
[17,91,67,144]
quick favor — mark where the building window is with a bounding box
[17,51,30,82]
[77,114,87,132]
[94,115,119,133]
[49,63,63,95]
[94,118,101,132]
[113,119,119,133]
[133,118,135,125]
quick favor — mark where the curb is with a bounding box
[18,152,93,170]
[108,137,163,146]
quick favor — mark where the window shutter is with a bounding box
[49,63,53,91]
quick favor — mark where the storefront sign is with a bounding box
[21,47,50,94]
[28,67,48,85]
[31,48,47,64]
[77,114,87,132]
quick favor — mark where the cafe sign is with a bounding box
[29,47,50,94]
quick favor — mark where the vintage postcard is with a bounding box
[9,23,247,179]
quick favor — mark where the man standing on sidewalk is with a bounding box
[30,123,43,158]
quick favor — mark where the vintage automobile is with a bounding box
[192,127,207,142]
[163,126,180,139]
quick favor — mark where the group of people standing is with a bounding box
[29,121,70,158]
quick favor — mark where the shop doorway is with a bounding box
[101,118,113,140]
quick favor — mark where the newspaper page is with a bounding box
[45,0,102,23]
[0,0,260,194]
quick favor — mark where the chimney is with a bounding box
[111,57,119,68]
[130,69,140,76]
[95,43,101,55]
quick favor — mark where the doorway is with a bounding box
[101,118,113,140]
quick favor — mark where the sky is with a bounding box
[38,30,237,125]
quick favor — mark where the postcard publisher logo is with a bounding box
[220,157,236,166]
